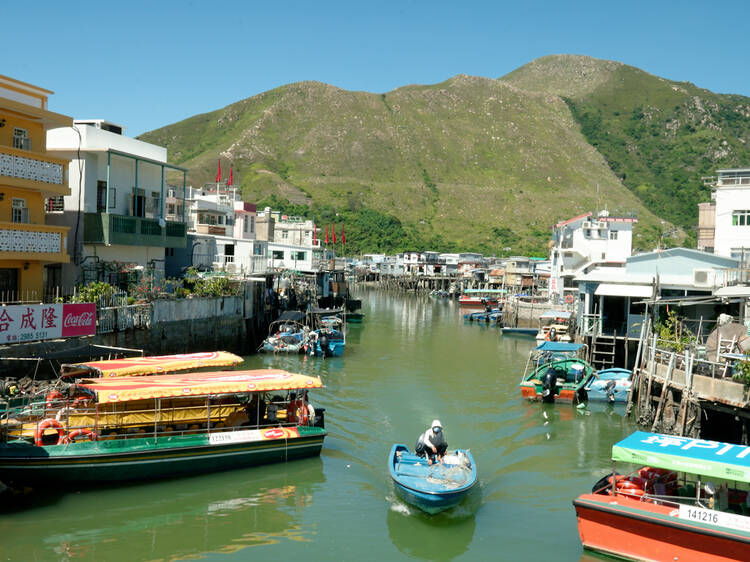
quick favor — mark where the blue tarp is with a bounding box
[612,431,750,483]
[534,341,584,352]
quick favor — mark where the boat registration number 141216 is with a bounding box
[678,504,750,532]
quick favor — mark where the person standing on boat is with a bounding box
[415,420,447,464]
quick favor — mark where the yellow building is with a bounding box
[0,75,72,300]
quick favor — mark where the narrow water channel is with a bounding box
[0,290,637,561]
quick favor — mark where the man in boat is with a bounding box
[415,420,447,465]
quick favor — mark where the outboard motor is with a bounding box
[319,333,330,357]
[541,370,557,403]
[604,379,617,403]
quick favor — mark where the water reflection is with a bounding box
[386,499,477,561]
[0,458,325,560]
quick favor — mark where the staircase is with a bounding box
[591,333,616,369]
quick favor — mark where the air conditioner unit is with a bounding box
[693,268,716,288]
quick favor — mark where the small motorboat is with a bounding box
[389,444,477,514]
[463,310,502,324]
[345,312,365,323]
[583,368,632,403]
[519,342,594,403]
[309,328,345,357]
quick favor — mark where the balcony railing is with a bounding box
[84,213,186,248]
[0,222,68,260]
[0,146,67,186]
[195,224,229,236]
[211,255,268,275]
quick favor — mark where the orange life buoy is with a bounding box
[564,294,575,304]
[45,390,64,409]
[295,402,309,425]
[35,418,65,447]
[62,428,98,444]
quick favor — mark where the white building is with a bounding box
[46,120,188,285]
[549,210,637,303]
[700,168,750,264]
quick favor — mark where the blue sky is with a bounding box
[5,1,749,137]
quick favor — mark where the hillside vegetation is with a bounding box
[503,55,750,244]
[139,55,750,255]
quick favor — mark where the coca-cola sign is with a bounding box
[61,304,96,337]
[0,303,96,344]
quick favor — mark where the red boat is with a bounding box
[574,431,750,561]
[458,295,499,308]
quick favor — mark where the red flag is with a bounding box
[215,160,222,183]
[332,225,337,244]
[228,165,233,186]
[313,223,317,245]
[341,224,346,245]
[324,226,329,245]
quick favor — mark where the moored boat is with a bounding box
[463,310,502,324]
[519,342,594,403]
[0,369,326,488]
[389,444,477,514]
[535,310,574,343]
[583,367,632,403]
[574,431,750,561]
[345,312,365,323]
[458,295,499,308]
[309,327,345,357]
[259,312,310,354]
[60,351,244,378]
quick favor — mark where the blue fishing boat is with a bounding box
[583,367,632,403]
[389,444,477,514]
[309,328,345,357]
[463,310,502,324]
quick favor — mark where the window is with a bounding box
[250,216,255,233]
[96,181,115,213]
[254,245,264,256]
[13,127,30,150]
[45,197,64,213]
[732,211,750,226]
[11,198,28,223]
[609,230,618,240]
[293,251,306,261]
[281,230,289,239]
[272,250,284,260]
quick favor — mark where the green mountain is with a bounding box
[140,55,750,255]
[503,55,750,245]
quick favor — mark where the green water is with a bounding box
[0,291,636,561]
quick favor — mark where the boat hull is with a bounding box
[0,426,326,486]
[393,482,468,515]
[574,493,750,562]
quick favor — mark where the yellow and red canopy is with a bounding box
[77,369,322,404]
[61,351,243,378]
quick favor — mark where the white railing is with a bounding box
[579,313,601,337]
[212,255,267,275]
[0,149,64,185]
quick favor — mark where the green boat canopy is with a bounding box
[612,431,750,483]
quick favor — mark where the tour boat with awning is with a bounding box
[0,369,326,488]
[60,351,244,378]
[574,431,750,561]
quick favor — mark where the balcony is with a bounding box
[0,222,69,262]
[0,146,69,196]
[83,213,186,248]
[195,224,229,236]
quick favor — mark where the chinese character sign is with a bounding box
[0,303,96,344]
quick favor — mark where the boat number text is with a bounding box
[678,504,750,532]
